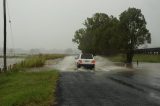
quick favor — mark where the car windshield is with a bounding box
[81,54,93,59]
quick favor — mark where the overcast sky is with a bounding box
[0,0,159,50]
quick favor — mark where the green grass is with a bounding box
[43,54,65,60]
[0,56,25,58]
[0,54,64,105]
[22,56,46,68]
[11,54,65,71]
[107,54,125,62]
[107,54,160,63]
[133,54,160,63]
[0,70,59,106]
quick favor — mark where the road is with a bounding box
[52,56,160,106]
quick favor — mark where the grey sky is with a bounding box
[0,0,160,50]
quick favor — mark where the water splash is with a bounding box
[95,56,126,71]
[53,56,76,71]
[52,56,126,72]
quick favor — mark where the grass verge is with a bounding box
[133,54,160,63]
[11,54,65,71]
[0,70,59,106]
[107,54,160,63]
[107,54,125,62]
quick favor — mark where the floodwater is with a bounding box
[51,56,160,106]
[0,58,24,69]
[52,56,126,72]
[133,62,160,72]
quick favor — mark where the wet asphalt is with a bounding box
[57,69,160,106]
[52,56,160,106]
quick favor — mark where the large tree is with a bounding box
[73,8,151,64]
[119,8,151,63]
[73,13,119,55]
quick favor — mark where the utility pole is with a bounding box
[3,0,7,72]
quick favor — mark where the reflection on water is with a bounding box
[133,62,160,72]
[0,58,24,68]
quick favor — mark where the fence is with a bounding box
[134,48,160,55]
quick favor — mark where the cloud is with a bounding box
[0,0,159,49]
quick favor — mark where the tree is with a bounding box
[119,8,151,63]
[72,13,119,55]
[73,8,151,64]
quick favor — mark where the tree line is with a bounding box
[72,7,151,63]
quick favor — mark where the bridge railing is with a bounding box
[134,48,160,55]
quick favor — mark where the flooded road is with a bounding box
[51,56,160,106]
[52,56,126,72]
[0,58,23,69]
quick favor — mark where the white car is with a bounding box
[75,54,96,69]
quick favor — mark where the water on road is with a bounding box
[52,56,126,72]
[48,56,160,106]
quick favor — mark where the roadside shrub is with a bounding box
[43,54,65,60]
[10,54,65,72]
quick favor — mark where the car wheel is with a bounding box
[92,66,95,70]
[77,64,81,68]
